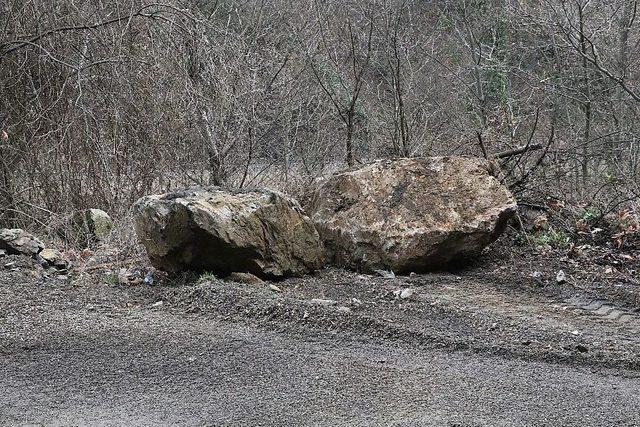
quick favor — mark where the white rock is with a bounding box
[374,269,396,279]
[269,284,282,293]
[400,288,415,300]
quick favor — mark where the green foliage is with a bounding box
[581,206,602,222]
[526,229,572,249]
[103,273,119,285]
[197,272,218,284]
[486,70,509,104]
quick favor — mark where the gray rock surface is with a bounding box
[0,228,44,256]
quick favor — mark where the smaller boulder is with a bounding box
[39,248,69,271]
[73,209,113,241]
[0,228,44,256]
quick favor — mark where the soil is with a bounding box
[1,234,640,426]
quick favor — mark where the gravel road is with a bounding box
[2,308,640,426]
[2,252,640,426]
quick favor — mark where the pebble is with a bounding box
[269,284,282,293]
[576,344,589,353]
[151,301,164,308]
[556,270,567,284]
[393,288,415,300]
[400,288,414,300]
[374,269,396,279]
[337,306,351,314]
[144,270,155,285]
[0,249,6,257]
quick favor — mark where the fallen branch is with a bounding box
[496,143,543,159]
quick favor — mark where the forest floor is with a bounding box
[1,234,640,426]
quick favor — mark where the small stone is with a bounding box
[531,271,542,279]
[351,298,363,306]
[337,306,351,314]
[151,301,164,308]
[399,288,414,300]
[374,269,396,279]
[269,284,282,293]
[0,249,6,257]
[310,298,337,306]
[144,269,156,286]
[34,254,49,268]
[576,344,589,353]
[39,248,69,270]
[570,329,580,336]
[556,270,567,284]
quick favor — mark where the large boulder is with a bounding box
[304,157,517,273]
[133,187,326,278]
[0,228,44,256]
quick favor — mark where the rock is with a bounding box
[269,284,283,293]
[143,269,156,285]
[73,209,113,241]
[337,306,351,314]
[39,248,69,270]
[0,228,44,256]
[374,269,396,279]
[399,288,415,300]
[392,288,415,300]
[556,270,567,284]
[304,157,517,272]
[227,272,265,285]
[34,254,49,268]
[133,187,325,278]
[0,249,6,257]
